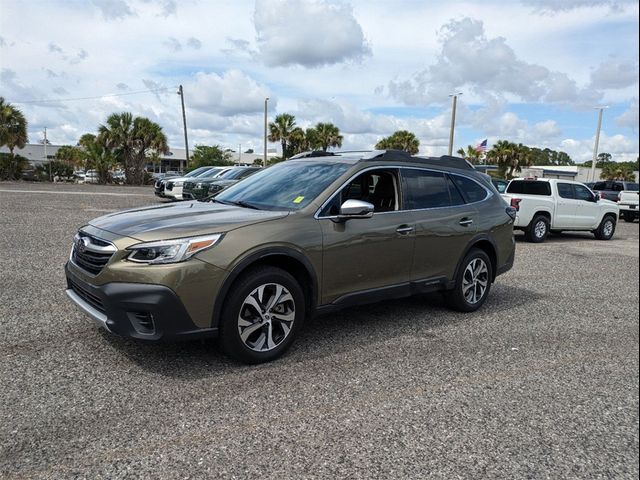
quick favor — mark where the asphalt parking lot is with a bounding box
[1,181,638,479]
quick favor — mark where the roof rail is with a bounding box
[361,150,474,170]
[415,155,475,171]
[289,150,337,159]
[361,149,414,161]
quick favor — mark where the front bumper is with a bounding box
[65,263,218,341]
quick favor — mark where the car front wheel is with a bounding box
[219,266,305,364]
[594,215,616,240]
[444,248,493,312]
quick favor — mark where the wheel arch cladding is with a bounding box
[211,249,318,329]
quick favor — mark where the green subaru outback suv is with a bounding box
[65,150,515,363]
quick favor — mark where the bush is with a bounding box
[35,161,75,181]
[0,153,28,180]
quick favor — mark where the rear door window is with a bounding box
[402,169,450,209]
[557,183,575,199]
[592,182,607,191]
[451,175,489,203]
[506,181,552,196]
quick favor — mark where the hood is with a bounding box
[89,201,289,242]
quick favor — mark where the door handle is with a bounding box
[396,225,414,234]
[459,218,474,226]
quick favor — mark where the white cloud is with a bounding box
[163,37,182,52]
[615,98,639,131]
[590,59,639,89]
[186,70,273,117]
[92,0,135,20]
[521,0,634,12]
[186,37,202,50]
[253,0,371,67]
[560,131,638,162]
[386,17,602,107]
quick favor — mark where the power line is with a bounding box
[12,87,179,105]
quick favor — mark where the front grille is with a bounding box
[71,232,117,276]
[166,182,173,191]
[184,181,195,190]
[69,279,105,313]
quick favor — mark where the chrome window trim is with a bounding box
[314,165,492,219]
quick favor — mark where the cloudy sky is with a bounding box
[1,0,638,162]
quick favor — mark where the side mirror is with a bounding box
[336,199,374,221]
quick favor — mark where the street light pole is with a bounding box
[590,106,608,182]
[263,97,269,167]
[177,85,190,169]
[44,127,51,181]
[448,92,463,156]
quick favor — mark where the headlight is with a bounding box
[126,234,223,264]
[174,181,184,187]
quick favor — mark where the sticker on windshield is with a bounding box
[293,196,305,204]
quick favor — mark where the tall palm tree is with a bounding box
[487,140,517,178]
[268,113,296,160]
[375,130,420,154]
[81,134,117,184]
[314,122,343,152]
[98,112,168,184]
[0,97,28,157]
[456,145,483,165]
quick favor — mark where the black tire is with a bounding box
[444,248,493,313]
[525,215,549,243]
[594,214,616,240]
[218,266,305,364]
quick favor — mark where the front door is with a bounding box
[318,169,415,304]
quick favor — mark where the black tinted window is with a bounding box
[452,175,489,203]
[626,183,639,191]
[557,183,575,199]
[447,175,466,205]
[574,184,594,201]
[506,181,552,196]
[612,182,624,192]
[403,170,450,209]
[592,182,607,190]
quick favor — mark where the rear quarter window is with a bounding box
[451,175,489,203]
[506,181,552,196]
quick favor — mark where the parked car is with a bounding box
[185,167,261,200]
[153,171,182,198]
[491,178,509,194]
[591,180,639,202]
[181,166,241,200]
[161,166,228,201]
[501,179,619,242]
[65,150,516,364]
[84,169,99,184]
[618,189,639,222]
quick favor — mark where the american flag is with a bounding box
[475,139,487,153]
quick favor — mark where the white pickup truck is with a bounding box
[501,179,620,243]
[618,189,639,222]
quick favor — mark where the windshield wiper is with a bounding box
[227,200,261,210]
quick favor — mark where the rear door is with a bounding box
[403,169,479,282]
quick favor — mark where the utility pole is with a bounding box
[177,85,190,169]
[263,97,269,167]
[238,144,242,164]
[44,128,51,181]
[590,106,608,182]
[448,92,462,156]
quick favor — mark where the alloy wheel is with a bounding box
[462,258,489,305]
[237,283,296,352]
[603,220,614,237]
[534,220,547,239]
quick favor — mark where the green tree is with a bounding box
[188,145,233,171]
[0,97,29,180]
[600,162,636,181]
[456,145,484,165]
[78,133,117,184]
[55,145,85,168]
[487,140,517,178]
[268,113,297,160]
[375,130,420,154]
[98,112,168,185]
[314,122,343,152]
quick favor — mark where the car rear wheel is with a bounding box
[525,215,549,243]
[444,248,493,312]
[219,266,304,364]
[594,215,616,240]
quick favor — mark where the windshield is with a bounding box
[195,167,223,178]
[215,161,351,210]
[200,168,230,179]
[222,168,258,180]
[185,167,210,177]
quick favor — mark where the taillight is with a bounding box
[510,198,521,211]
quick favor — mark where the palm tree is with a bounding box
[487,140,516,178]
[375,130,420,154]
[0,97,29,180]
[0,97,28,157]
[268,113,296,160]
[314,122,343,151]
[81,134,117,184]
[98,112,168,184]
[457,145,483,165]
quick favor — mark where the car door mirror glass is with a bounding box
[337,199,374,220]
